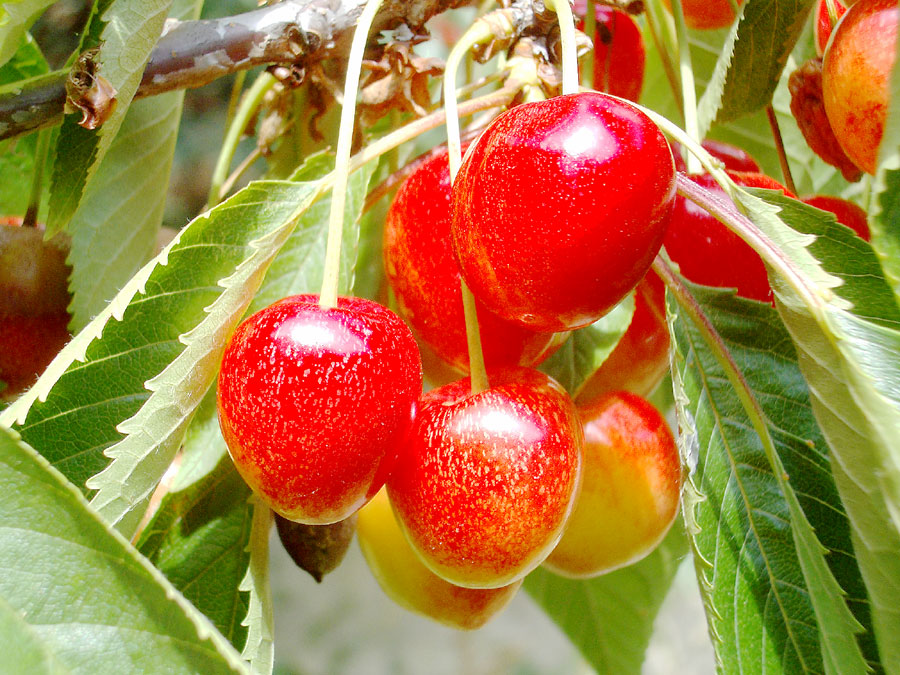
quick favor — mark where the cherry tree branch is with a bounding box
[0,0,551,141]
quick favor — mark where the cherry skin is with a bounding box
[357,489,521,630]
[822,0,899,174]
[544,391,681,578]
[387,367,583,589]
[574,0,645,101]
[671,139,761,174]
[451,92,675,333]
[801,195,871,241]
[815,0,848,56]
[383,146,564,376]
[0,216,72,400]
[663,171,795,304]
[575,270,670,407]
[662,0,744,30]
[217,294,422,525]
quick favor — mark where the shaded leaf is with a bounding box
[0,0,54,69]
[47,0,172,234]
[524,525,688,674]
[239,497,274,675]
[0,423,248,673]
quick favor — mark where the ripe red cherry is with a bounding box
[451,92,675,333]
[575,0,645,101]
[671,139,761,174]
[663,172,795,303]
[544,391,682,578]
[217,294,422,524]
[801,195,871,240]
[822,0,898,174]
[815,0,848,56]
[387,367,583,588]
[576,271,670,406]
[383,146,563,376]
[662,0,744,29]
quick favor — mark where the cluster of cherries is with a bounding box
[215,0,877,630]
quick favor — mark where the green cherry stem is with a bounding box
[547,0,579,96]
[319,0,384,309]
[207,71,277,209]
[644,4,683,117]
[23,128,52,228]
[765,104,798,196]
[444,15,511,395]
[583,0,597,88]
[668,0,702,173]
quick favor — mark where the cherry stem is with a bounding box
[23,128,51,228]
[547,0,580,96]
[445,16,512,395]
[668,0,702,173]
[583,0,597,88]
[824,0,840,25]
[765,104,797,196]
[207,71,277,209]
[644,5,684,118]
[319,0,385,309]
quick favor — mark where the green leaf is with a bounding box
[0,30,47,83]
[670,282,875,673]
[698,0,813,126]
[538,293,634,396]
[66,0,204,331]
[67,93,186,331]
[0,0,54,69]
[0,177,323,537]
[0,423,249,673]
[137,388,253,652]
[524,525,688,674]
[47,0,172,234]
[238,498,274,675]
[745,192,900,670]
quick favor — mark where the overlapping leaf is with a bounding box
[0,423,249,673]
[0,177,324,537]
[47,0,172,234]
[0,0,54,69]
[524,526,688,674]
[670,281,876,672]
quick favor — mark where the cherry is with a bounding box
[383,146,564,377]
[822,0,899,174]
[217,294,422,525]
[575,270,670,406]
[801,195,871,240]
[574,0,645,101]
[0,216,72,400]
[544,391,681,578]
[815,0,848,56]
[662,0,744,30]
[387,367,583,589]
[451,92,675,333]
[663,171,795,304]
[671,139,761,174]
[357,489,521,630]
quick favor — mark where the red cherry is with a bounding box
[387,367,583,588]
[802,194,871,240]
[576,270,670,406]
[662,0,744,29]
[383,147,563,376]
[574,1,645,101]
[451,92,675,333]
[822,0,898,174]
[663,172,795,304]
[671,139,762,174]
[217,294,422,524]
[544,391,682,578]
[815,0,848,56]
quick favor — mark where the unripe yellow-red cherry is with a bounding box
[544,391,682,578]
[357,490,521,630]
